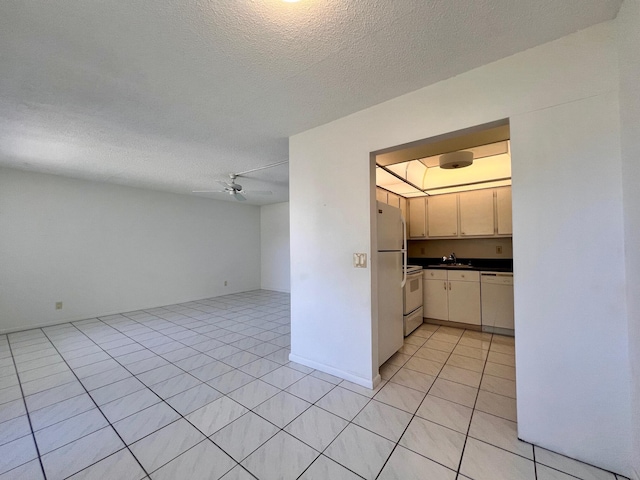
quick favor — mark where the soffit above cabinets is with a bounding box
[375,123,510,167]
[376,140,511,197]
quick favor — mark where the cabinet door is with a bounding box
[427,194,458,237]
[496,187,512,235]
[448,280,481,325]
[408,197,427,239]
[459,189,495,236]
[386,192,400,209]
[423,279,449,321]
[376,188,388,204]
[399,196,407,221]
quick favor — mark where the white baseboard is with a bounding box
[0,287,262,335]
[260,286,290,293]
[289,353,380,389]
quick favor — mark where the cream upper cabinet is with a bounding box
[408,197,427,239]
[427,194,458,237]
[403,187,512,240]
[399,196,407,222]
[386,192,400,209]
[459,189,495,236]
[376,187,388,204]
[496,186,513,235]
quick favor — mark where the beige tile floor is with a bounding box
[0,290,629,480]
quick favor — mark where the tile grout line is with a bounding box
[288,381,368,479]
[452,331,495,479]
[57,296,299,478]
[12,293,601,480]
[128,295,366,478]
[38,327,152,480]
[533,439,538,480]
[62,322,264,478]
[122,294,301,478]
[6,298,483,480]
[5,333,48,480]
[373,326,472,479]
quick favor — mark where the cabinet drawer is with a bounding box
[424,269,447,280]
[447,270,479,282]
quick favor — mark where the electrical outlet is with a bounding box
[55,302,63,310]
[496,246,503,254]
[420,247,425,254]
[353,253,367,268]
[224,281,228,286]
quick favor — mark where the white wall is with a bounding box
[617,1,640,479]
[290,20,634,477]
[0,167,261,333]
[260,202,290,292]
[511,91,631,474]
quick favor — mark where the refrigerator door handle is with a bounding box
[401,216,407,288]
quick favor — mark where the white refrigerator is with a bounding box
[377,201,406,367]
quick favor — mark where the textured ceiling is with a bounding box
[0,0,622,205]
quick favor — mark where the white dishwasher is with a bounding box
[480,272,514,334]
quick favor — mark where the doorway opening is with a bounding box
[370,117,515,374]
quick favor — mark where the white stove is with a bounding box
[403,265,424,336]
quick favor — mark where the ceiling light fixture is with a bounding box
[439,151,474,169]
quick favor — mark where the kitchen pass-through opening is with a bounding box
[370,118,514,368]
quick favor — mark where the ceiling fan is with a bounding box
[192,160,286,201]
[193,173,272,201]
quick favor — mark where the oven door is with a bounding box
[403,271,423,315]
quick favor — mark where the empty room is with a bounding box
[1,1,638,480]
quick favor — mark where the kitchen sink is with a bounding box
[439,263,473,268]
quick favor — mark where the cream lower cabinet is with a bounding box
[447,270,481,325]
[423,270,448,320]
[423,269,481,325]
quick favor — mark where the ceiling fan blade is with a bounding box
[243,190,272,195]
[234,193,247,201]
[192,190,226,193]
[217,180,231,188]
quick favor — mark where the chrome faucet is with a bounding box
[448,252,457,263]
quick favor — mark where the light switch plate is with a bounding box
[353,253,367,268]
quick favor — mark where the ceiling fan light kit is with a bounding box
[193,170,277,201]
[439,151,474,169]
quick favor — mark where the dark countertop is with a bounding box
[408,257,513,273]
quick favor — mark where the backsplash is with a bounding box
[408,237,513,259]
